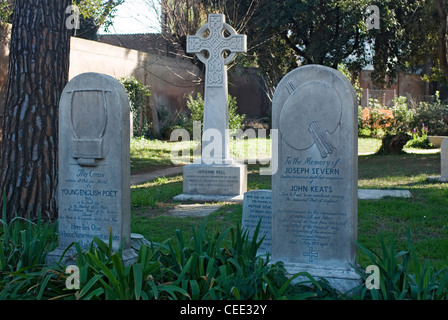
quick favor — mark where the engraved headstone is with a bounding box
[241,190,272,255]
[271,65,361,292]
[47,72,137,265]
[174,14,248,202]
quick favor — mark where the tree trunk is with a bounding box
[0,0,71,222]
[436,0,448,84]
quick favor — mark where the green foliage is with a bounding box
[0,206,58,274]
[248,34,299,98]
[0,218,332,300]
[0,1,12,23]
[73,0,124,35]
[264,0,370,68]
[66,236,179,300]
[186,92,205,127]
[3,1,123,40]
[354,232,448,300]
[390,96,415,134]
[157,220,322,300]
[369,0,433,84]
[338,63,363,104]
[405,123,434,149]
[358,106,369,136]
[359,99,393,137]
[358,93,448,141]
[411,92,448,136]
[158,106,191,140]
[2,206,448,300]
[118,76,152,138]
[186,92,246,136]
[0,205,59,299]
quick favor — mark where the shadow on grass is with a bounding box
[131,175,183,209]
[357,186,448,269]
[358,153,440,181]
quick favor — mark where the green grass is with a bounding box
[130,138,195,173]
[358,137,383,154]
[356,152,448,270]
[130,137,448,270]
[130,137,271,174]
[132,136,377,174]
[230,137,271,160]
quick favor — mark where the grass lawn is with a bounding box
[130,136,272,174]
[130,137,448,270]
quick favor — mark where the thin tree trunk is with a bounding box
[0,0,71,222]
[436,0,448,84]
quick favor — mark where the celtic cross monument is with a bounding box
[174,14,248,202]
[187,13,246,162]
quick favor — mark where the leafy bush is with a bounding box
[390,96,415,134]
[0,216,57,274]
[0,209,59,299]
[1,219,329,300]
[358,106,368,136]
[405,123,434,149]
[355,232,448,300]
[151,221,330,300]
[186,92,246,136]
[357,93,448,140]
[2,215,448,300]
[411,92,448,136]
[118,76,152,138]
[359,99,394,137]
[158,106,191,140]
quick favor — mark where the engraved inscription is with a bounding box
[59,167,120,247]
[242,191,272,254]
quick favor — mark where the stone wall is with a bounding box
[69,36,201,116]
[0,28,271,132]
[358,70,432,107]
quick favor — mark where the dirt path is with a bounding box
[130,166,183,186]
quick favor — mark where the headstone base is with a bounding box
[46,246,138,267]
[358,189,412,199]
[173,194,244,202]
[283,263,362,293]
[174,162,247,202]
[428,176,448,183]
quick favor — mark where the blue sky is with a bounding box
[99,0,161,34]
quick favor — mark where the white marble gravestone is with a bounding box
[441,138,448,182]
[174,14,248,202]
[47,73,137,266]
[271,65,361,292]
[241,190,272,255]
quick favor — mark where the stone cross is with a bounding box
[187,14,247,163]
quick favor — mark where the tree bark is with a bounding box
[0,0,71,222]
[436,0,448,84]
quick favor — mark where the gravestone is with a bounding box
[429,137,448,182]
[441,138,448,182]
[241,190,272,255]
[271,65,361,292]
[173,14,247,202]
[47,72,137,266]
